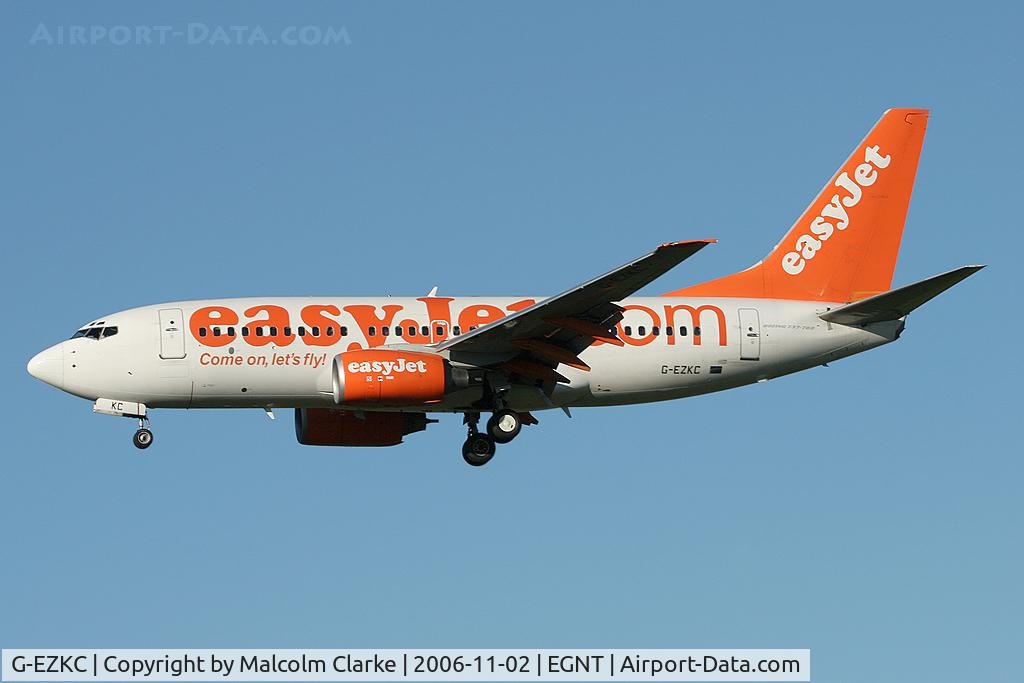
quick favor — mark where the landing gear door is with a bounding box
[739,308,760,361]
[158,308,186,359]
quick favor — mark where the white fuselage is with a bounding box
[29,296,903,413]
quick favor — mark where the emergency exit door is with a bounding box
[430,320,450,344]
[739,308,760,361]
[158,308,186,359]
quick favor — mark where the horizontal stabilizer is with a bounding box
[820,265,984,325]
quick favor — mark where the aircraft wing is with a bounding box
[436,240,714,382]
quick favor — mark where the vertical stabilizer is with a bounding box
[667,108,929,302]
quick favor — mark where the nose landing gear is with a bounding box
[92,400,154,451]
[133,417,153,450]
[133,427,154,449]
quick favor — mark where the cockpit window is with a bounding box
[71,326,118,340]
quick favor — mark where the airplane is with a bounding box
[27,108,983,466]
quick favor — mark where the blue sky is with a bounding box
[0,2,1019,681]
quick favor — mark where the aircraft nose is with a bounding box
[27,342,64,389]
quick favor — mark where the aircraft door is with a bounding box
[739,308,760,361]
[158,308,187,359]
[430,320,450,344]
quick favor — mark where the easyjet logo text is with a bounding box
[189,298,535,351]
[346,358,428,376]
[781,144,891,276]
[188,300,728,351]
[335,350,446,404]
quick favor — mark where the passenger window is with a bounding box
[284,326,291,336]
[421,326,429,337]
[435,326,444,336]
[241,327,250,337]
[453,326,462,335]
[198,328,207,338]
[694,326,702,336]
[395,327,403,337]
[255,327,264,337]
[213,327,222,337]
[312,326,320,337]
[624,326,632,336]
[369,327,377,337]
[297,327,306,337]
[226,327,234,336]
[382,326,390,337]
[340,326,348,336]
[326,327,335,337]
[652,326,660,336]
[638,326,647,336]
[269,326,278,336]
[408,326,416,336]
[679,326,688,336]
[666,327,674,337]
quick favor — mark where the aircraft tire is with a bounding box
[462,434,496,466]
[133,428,154,450]
[487,410,521,444]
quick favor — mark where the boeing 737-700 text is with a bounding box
[27,109,983,465]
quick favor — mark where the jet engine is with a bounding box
[294,408,431,447]
[332,349,452,405]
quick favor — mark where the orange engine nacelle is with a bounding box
[332,349,447,405]
[294,408,431,447]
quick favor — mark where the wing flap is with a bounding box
[513,339,592,371]
[546,316,625,346]
[499,359,570,384]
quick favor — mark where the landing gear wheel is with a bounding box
[487,409,522,444]
[462,434,496,467]
[133,428,154,450]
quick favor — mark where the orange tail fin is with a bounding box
[667,108,929,302]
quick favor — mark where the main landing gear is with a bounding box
[133,417,154,450]
[461,410,526,466]
[462,432,496,467]
[487,409,522,443]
